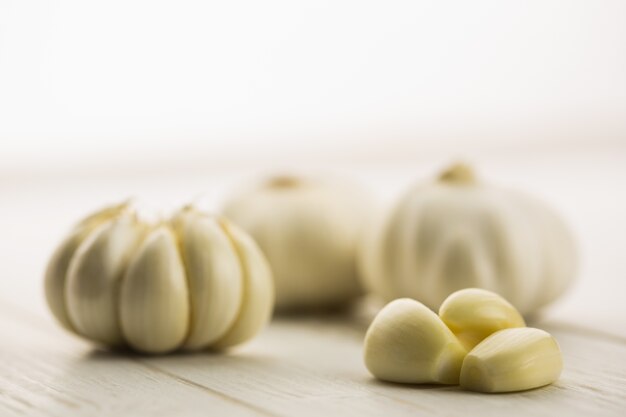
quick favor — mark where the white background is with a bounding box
[1,0,625,176]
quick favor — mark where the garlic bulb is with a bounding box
[44,202,274,354]
[223,176,367,311]
[359,163,577,316]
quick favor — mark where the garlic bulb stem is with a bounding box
[438,162,477,184]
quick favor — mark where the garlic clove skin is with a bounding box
[45,227,97,332]
[75,200,132,229]
[173,209,244,350]
[439,288,525,350]
[119,226,191,354]
[460,327,563,393]
[212,221,274,350]
[65,213,147,346]
[363,298,467,384]
[45,202,130,331]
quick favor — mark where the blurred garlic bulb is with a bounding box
[223,176,368,311]
[359,163,577,316]
[44,202,274,354]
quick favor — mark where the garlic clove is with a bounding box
[364,298,467,384]
[119,226,190,353]
[65,214,146,346]
[460,327,563,393]
[45,203,129,331]
[45,227,95,332]
[212,221,274,350]
[173,209,244,350]
[439,288,525,350]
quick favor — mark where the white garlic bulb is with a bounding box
[44,202,274,354]
[359,163,577,316]
[223,176,367,311]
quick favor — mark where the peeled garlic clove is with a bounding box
[65,214,146,345]
[212,221,274,350]
[460,327,563,393]
[173,209,243,350]
[120,227,190,354]
[439,288,525,350]
[364,298,467,384]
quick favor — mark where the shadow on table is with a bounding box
[82,346,279,367]
[366,375,568,398]
[367,378,460,391]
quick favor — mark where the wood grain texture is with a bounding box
[0,302,269,417]
[1,296,625,417]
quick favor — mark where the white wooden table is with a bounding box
[1,149,625,416]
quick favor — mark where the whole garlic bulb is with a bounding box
[359,163,577,316]
[44,202,274,354]
[223,176,367,311]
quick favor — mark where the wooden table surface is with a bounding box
[1,149,625,416]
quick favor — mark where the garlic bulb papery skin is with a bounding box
[44,202,274,354]
[358,163,577,316]
[223,176,368,311]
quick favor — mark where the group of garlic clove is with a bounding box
[364,288,563,393]
[45,201,274,354]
